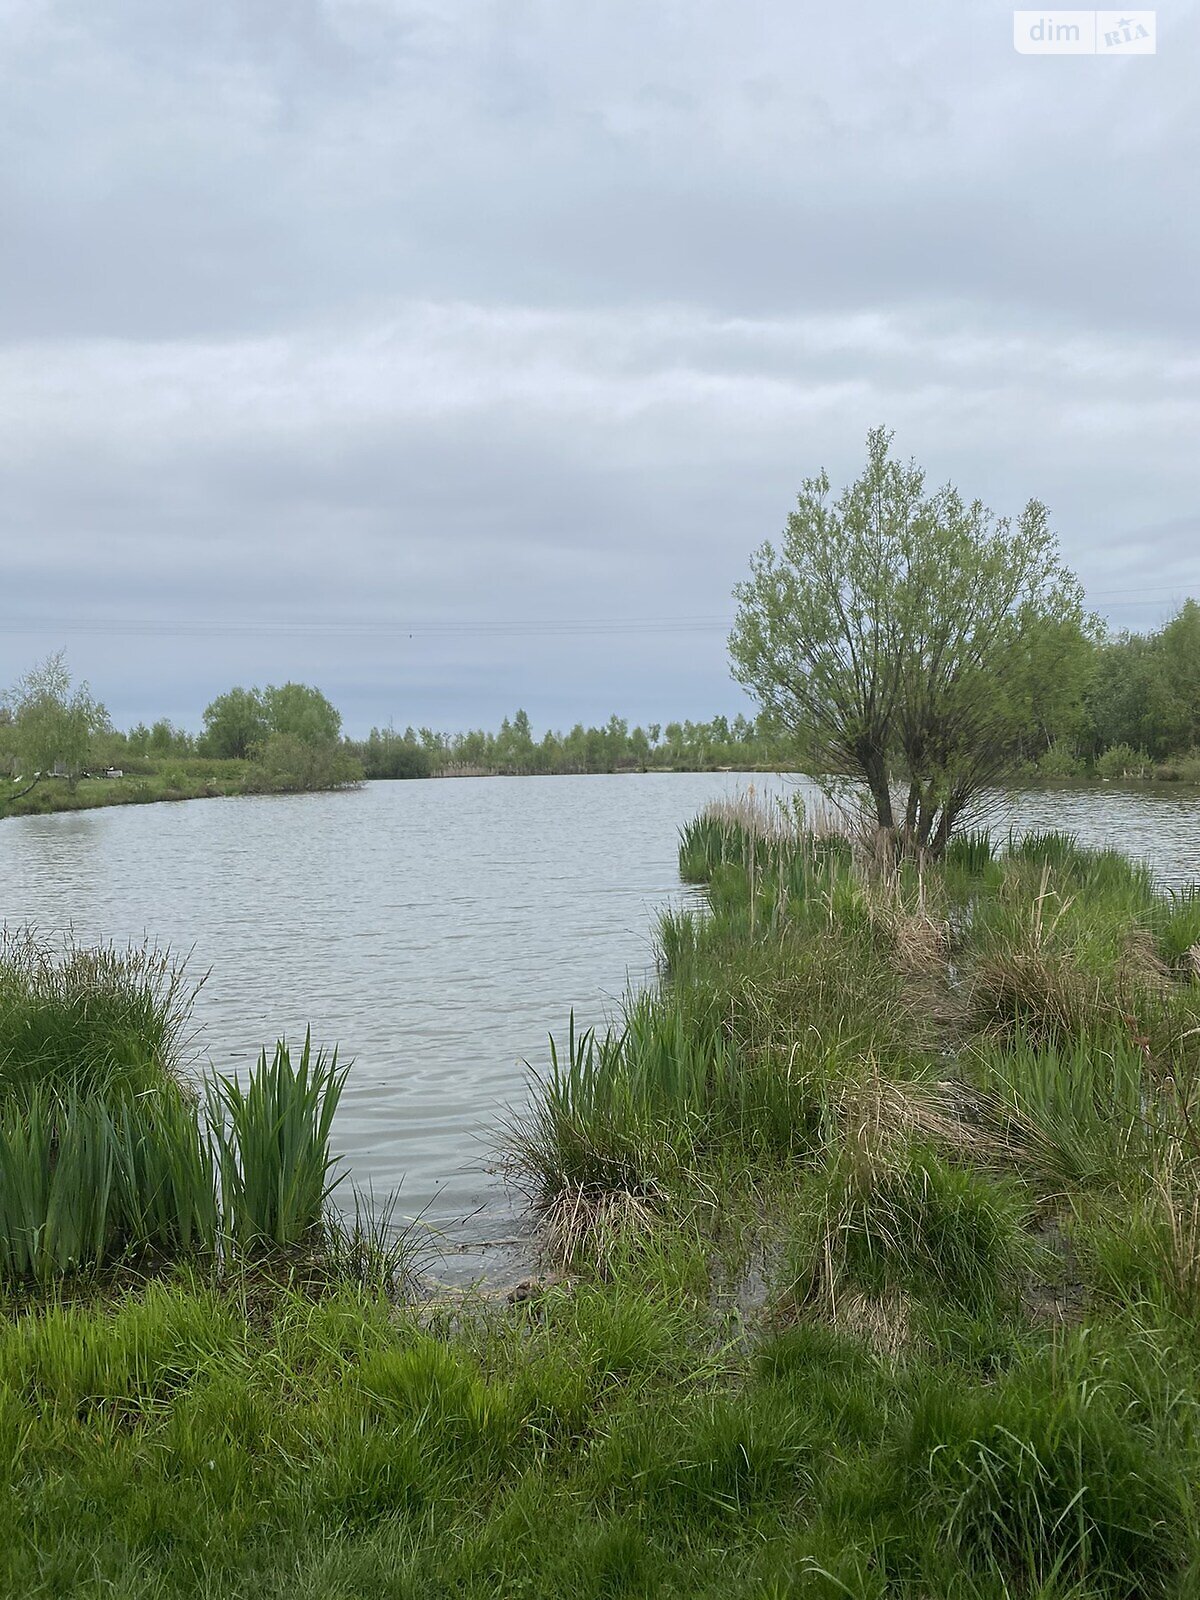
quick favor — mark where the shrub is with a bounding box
[1096,743,1152,780]
[1036,742,1084,778]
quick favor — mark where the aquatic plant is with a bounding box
[208,1032,347,1252]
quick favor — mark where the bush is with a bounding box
[1036,741,1084,777]
[245,734,362,794]
[1096,743,1152,780]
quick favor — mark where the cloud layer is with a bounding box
[3,0,1197,732]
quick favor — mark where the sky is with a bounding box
[2,0,1197,737]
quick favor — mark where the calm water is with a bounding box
[2,775,1198,1266]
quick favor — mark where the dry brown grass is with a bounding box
[536,1182,664,1275]
[830,1287,911,1359]
[827,1063,1039,1177]
[699,787,849,847]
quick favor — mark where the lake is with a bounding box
[2,775,1198,1273]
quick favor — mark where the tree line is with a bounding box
[351,711,795,778]
[0,668,359,803]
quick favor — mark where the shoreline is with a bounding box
[7,761,1200,825]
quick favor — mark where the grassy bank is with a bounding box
[0,753,363,821]
[4,810,1200,1596]
[0,759,252,819]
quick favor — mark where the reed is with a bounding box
[1153,884,1200,974]
[969,1030,1159,1187]
[0,1023,348,1282]
[945,827,994,875]
[208,1032,348,1252]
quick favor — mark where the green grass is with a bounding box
[0,761,252,819]
[0,930,198,1102]
[0,749,361,822]
[5,819,1200,1595]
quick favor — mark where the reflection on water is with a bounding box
[2,774,1198,1256]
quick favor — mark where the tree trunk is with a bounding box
[861,749,894,832]
[928,802,961,859]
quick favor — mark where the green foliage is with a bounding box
[208,1034,347,1252]
[730,427,1094,854]
[0,931,197,1103]
[1084,600,1200,762]
[245,732,361,792]
[507,992,827,1221]
[356,725,433,778]
[1,651,109,797]
[201,685,270,759]
[1096,742,1152,779]
[262,682,342,745]
[348,709,795,777]
[198,682,360,792]
[0,936,356,1282]
[1036,739,1085,777]
[0,1033,349,1283]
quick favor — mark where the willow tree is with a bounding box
[1,652,109,800]
[729,429,1091,856]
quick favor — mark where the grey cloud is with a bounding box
[1,1,1198,733]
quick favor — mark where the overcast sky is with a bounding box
[2,0,1197,736]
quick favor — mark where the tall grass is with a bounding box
[785,1143,1031,1323]
[208,1033,348,1252]
[1153,884,1200,973]
[514,997,826,1181]
[945,827,994,875]
[969,1030,1159,1188]
[0,929,201,1102]
[0,1046,348,1285]
[0,1088,220,1283]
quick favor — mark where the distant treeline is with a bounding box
[347,711,794,779]
[1071,599,1200,774]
